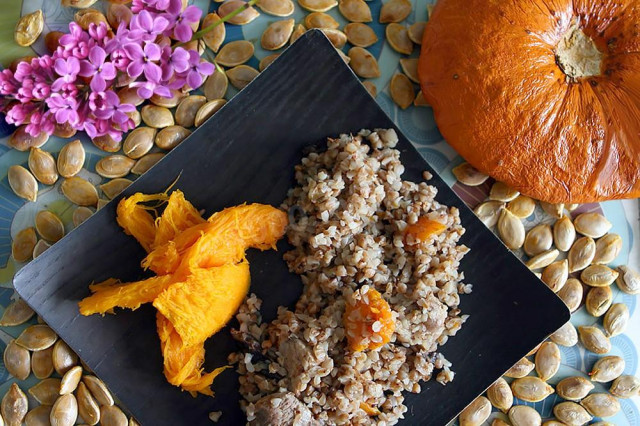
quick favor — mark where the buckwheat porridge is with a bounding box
[229,129,471,425]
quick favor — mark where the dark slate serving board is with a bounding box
[14,31,569,426]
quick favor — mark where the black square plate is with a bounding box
[14,31,569,426]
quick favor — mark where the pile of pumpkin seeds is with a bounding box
[454,161,639,426]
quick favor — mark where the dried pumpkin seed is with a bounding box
[497,209,525,250]
[389,73,415,109]
[507,195,535,218]
[12,227,37,263]
[348,47,380,78]
[510,376,554,402]
[379,0,412,23]
[549,321,578,347]
[31,346,54,379]
[473,201,504,228]
[290,23,306,44]
[216,40,255,67]
[218,0,260,24]
[96,156,135,179]
[50,393,78,426]
[257,0,295,15]
[83,376,114,406]
[262,19,295,50]
[176,95,207,128]
[97,199,109,210]
[204,69,229,99]
[540,201,564,218]
[75,382,100,426]
[526,249,559,270]
[344,23,378,47]
[458,396,490,426]
[586,285,613,317]
[117,87,144,107]
[524,223,553,256]
[568,236,596,273]
[553,215,575,252]
[155,126,191,151]
[72,207,93,228]
[4,340,30,380]
[28,148,58,185]
[0,297,35,326]
[227,65,259,90]
[339,0,372,22]
[320,28,347,48]
[150,90,184,109]
[580,393,620,417]
[60,366,82,395]
[140,106,173,129]
[578,326,610,354]
[508,405,541,426]
[414,90,429,106]
[35,211,64,243]
[106,3,132,28]
[53,122,77,139]
[489,181,519,202]
[305,12,339,29]
[259,53,280,71]
[610,375,640,398]
[99,179,132,200]
[553,401,592,426]
[616,265,640,294]
[604,303,629,337]
[52,340,78,376]
[92,135,122,154]
[556,376,594,401]
[452,162,489,187]
[9,126,49,152]
[15,10,44,47]
[386,23,413,55]
[101,405,128,426]
[201,13,225,53]
[593,233,622,264]
[574,212,612,238]
[34,240,50,260]
[61,177,99,206]
[527,343,542,356]
[195,99,227,127]
[486,378,512,412]
[504,357,535,378]
[298,0,337,12]
[131,153,164,175]
[556,278,583,312]
[25,404,52,426]
[8,165,38,202]
[29,378,61,405]
[57,140,85,178]
[408,21,426,44]
[581,264,618,287]
[590,356,625,383]
[16,325,57,351]
[75,9,108,31]
[3,383,28,426]
[534,342,561,380]
[362,81,377,97]
[123,128,155,160]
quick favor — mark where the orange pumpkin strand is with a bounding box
[404,217,447,244]
[116,193,167,252]
[153,190,205,249]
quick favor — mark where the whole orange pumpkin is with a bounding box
[418,0,640,203]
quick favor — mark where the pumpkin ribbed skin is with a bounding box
[418,0,640,203]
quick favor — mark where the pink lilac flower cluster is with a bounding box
[0,0,213,142]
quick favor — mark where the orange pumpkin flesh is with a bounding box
[418,0,640,203]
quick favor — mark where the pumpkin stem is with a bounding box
[555,21,603,82]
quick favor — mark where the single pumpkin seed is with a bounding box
[408,21,426,44]
[204,69,229,99]
[25,404,52,426]
[257,0,295,15]
[82,376,114,406]
[99,178,132,200]
[320,28,347,48]
[61,177,99,207]
[216,40,255,67]
[348,47,380,78]
[452,162,489,187]
[550,321,578,347]
[298,0,338,12]
[504,357,535,378]
[60,366,83,395]
[556,278,583,312]
[362,81,377,98]
[540,201,564,218]
[574,212,612,238]
[16,325,57,351]
[508,405,541,426]
[117,87,144,107]
[553,401,592,426]
[140,105,173,129]
[0,297,35,326]
[578,326,611,354]
[195,99,227,127]
[593,233,622,264]
[15,10,44,47]
[610,375,640,398]
[123,128,155,160]
[389,73,415,109]
[93,134,122,153]
[52,340,78,376]
[304,12,339,29]
[35,211,64,243]
[97,199,109,210]
[473,201,504,228]
[415,91,429,107]
[45,31,64,53]
[150,90,184,109]
[527,343,542,356]
[568,236,596,273]
[8,165,38,202]
[96,156,135,179]
[524,224,553,256]
[28,148,58,185]
[458,396,490,426]
[131,153,165,175]
[175,95,207,128]
[386,23,413,55]
[217,0,260,24]
[53,122,77,139]
[379,0,412,23]
[227,65,259,90]
[490,181,519,202]
[337,48,352,64]
[259,53,280,71]
[130,418,141,426]
[344,23,378,47]
[182,38,206,56]
[29,378,61,405]
[9,126,49,152]
[566,203,579,211]
[100,405,128,426]
[50,393,78,426]
[74,9,108,30]
[590,356,625,383]
[106,3,132,28]
[616,265,640,294]
[4,340,30,380]
[510,376,554,402]
[262,19,295,50]
[31,346,54,379]
[581,264,619,287]
[526,249,559,271]
[155,126,192,151]
[553,215,576,252]
[498,209,525,250]
[603,303,629,337]
[535,342,561,380]
[72,207,93,228]
[580,393,620,417]
[2,383,28,426]
[12,227,37,263]
[585,285,613,317]
[556,376,594,401]
[57,140,85,178]
[201,13,225,53]
[507,195,535,218]
[76,382,100,426]
[486,378,513,412]
[290,23,307,44]
[33,238,51,258]
[339,0,372,22]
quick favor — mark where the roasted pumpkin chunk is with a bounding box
[344,287,395,352]
[404,217,447,244]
